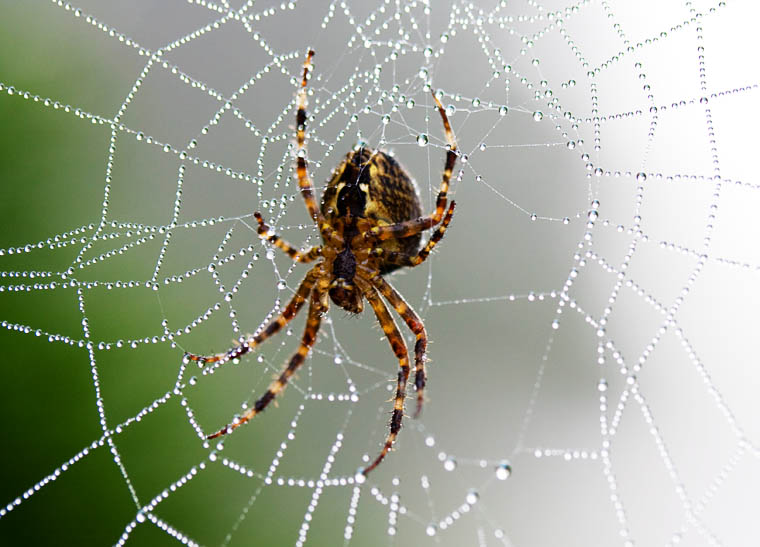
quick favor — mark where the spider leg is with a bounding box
[371,200,456,268]
[207,287,324,439]
[254,211,322,263]
[356,278,411,475]
[185,267,320,365]
[369,275,429,418]
[367,90,458,241]
[295,50,325,225]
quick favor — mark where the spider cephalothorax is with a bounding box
[186,50,458,476]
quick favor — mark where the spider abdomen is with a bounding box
[321,147,423,274]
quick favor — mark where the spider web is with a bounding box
[1,0,759,545]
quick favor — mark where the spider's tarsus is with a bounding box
[206,427,227,440]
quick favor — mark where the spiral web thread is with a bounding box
[1,0,759,546]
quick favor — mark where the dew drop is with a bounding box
[423,46,433,58]
[532,111,543,121]
[636,172,647,182]
[471,97,481,107]
[598,379,608,392]
[417,133,429,147]
[381,114,391,125]
[277,279,287,290]
[406,98,415,109]
[426,524,438,536]
[465,490,479,504]
[495,461,512,480]
[499,105,509,116]
[443,456,457,471]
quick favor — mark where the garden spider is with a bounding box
[186,50,458,476]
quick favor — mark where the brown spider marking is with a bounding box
[185,49,458,477]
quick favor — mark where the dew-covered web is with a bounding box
[1,0,759,545]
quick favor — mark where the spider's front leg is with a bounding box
[356,278,411,475]
[184,267,320,366]
[207,287,325,439]
[369,274,429,418]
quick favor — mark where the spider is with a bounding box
[185,50,458,476]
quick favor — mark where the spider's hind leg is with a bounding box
[367,90,458,241]
[371,200,456,268]
[254,211,322,263]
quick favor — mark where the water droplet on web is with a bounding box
[471,97,481,107]
[636,172,647,182]
[551,319,560,329]
[426,524,438,536]
[445,104,456,116]
[417,134,429,147]
[406,98,415,109]
[443,456,457,471]
[532,111,543,121]
[495,461,512,480]
[381,114,390,125]
[277,280,287,290]
[333,355,343,365]
[499,105,508,116]
[423,46,433,58]
[354,470,366,484]
[465,490,479,504]
[598,379,608,392]
[566,140,576,149]
[136,511,146,523]
[440,33,449,43]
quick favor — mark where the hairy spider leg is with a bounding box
[254,212,323,263]
[295,50,324,223]
[184,267,320,365]
[357,278,411,475]
[369,90,458,241]
[370,200,456,267]
[207,288,324,439]
[369,275,429,418]
[295,50,346,247]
